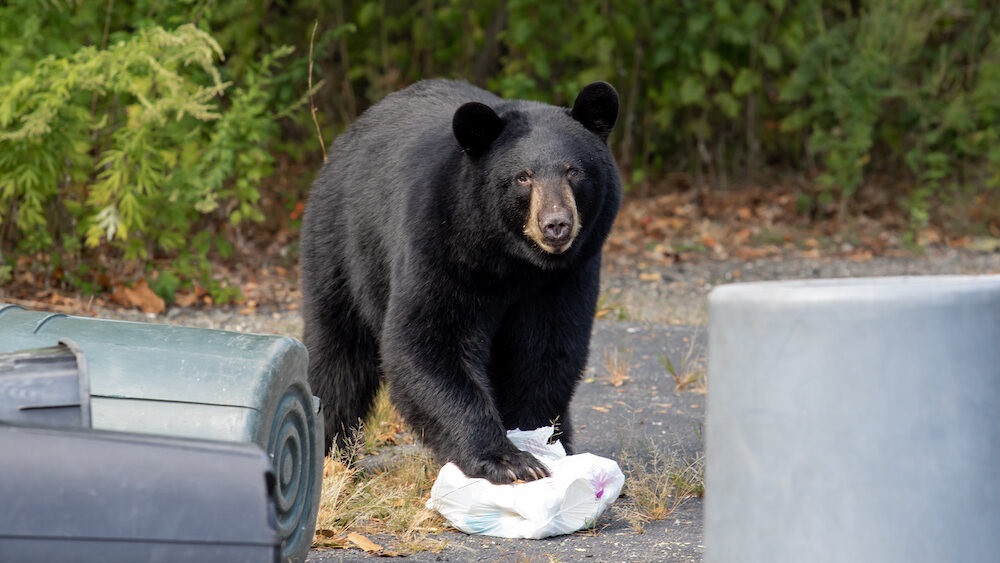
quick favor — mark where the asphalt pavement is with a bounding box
[306,320,708,562]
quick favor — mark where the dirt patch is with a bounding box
[601,247,1000,326]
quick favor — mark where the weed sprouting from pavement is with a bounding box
[603,344,634,387]
[596,288,629,321]
[658,332,707,394]
[615,439,705,534]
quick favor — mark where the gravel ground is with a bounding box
[601,248,1000,327]
[98,248,1000,336]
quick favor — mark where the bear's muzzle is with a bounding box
[524,180,581,254]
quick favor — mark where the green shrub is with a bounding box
[2,24,224,251]
[780,1,1000,225]
[3,0,1000,304]
[0,4,294,302]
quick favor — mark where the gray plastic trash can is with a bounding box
[706,275,1000,563]
[0,303,323,563]
[0,423,280,563]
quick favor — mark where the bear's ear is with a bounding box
[571,82,619,142]
[453,102,504,156]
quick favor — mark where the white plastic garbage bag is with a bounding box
[425,426,625,539]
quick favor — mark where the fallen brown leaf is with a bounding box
[174,291,198,308]
[313,529,352,549]
[733,246,779,261]
[848,250,873,262]
[347,532,383,553]
[110,278,165,314]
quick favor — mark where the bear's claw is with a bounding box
[460,447,550,485]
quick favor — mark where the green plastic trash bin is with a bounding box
[0,303,323,563]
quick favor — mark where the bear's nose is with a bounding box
[541,210,573,243]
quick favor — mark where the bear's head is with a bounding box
[452,82,621,268]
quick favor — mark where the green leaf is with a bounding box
[732,67,760,96]
[759,43,782,70]
[713,91,740,118]
[701,50,721,77]
[151,270,181,302]
[358,2,380,28]
[330,23,358,39]
[679,77,707,106]
[688,12,711,35]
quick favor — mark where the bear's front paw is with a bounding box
[459,448,551,485]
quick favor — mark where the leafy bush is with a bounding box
[0,3,293,302]
[3,0,1000,303]
[2,24,224,250]
[319,1,1000,226]
[780,1,1000,227]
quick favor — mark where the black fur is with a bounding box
[300,79,621,484]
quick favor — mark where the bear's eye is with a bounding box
[515,172,530,185]
[566,167,582,181]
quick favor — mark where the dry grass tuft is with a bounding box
[312,388,448,555]
[658,333,707,394]
[603,344,634,387]
[615,442,705,534]
[595,289,629,321]
[363,384,411,451]
[312,448,449,553]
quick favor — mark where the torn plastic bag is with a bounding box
[425,426,625,539]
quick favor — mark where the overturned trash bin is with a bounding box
[0,303,323,563]
[705,275,1000,563]
[0,423,280,563]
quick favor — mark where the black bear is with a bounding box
[300,79,621,484]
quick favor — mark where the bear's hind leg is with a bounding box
[303,287,381,455]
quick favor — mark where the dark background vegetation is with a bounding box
[2,0,999,306]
